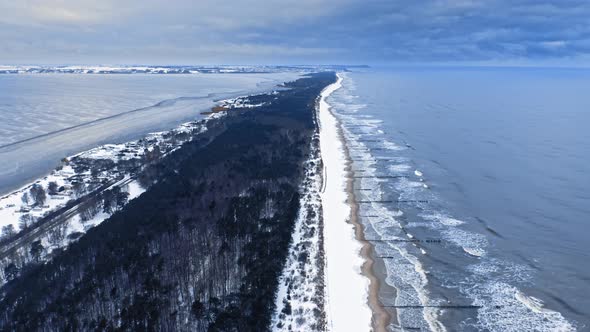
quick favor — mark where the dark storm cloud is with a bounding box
[0,0,589,64]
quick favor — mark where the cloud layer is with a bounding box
[1,0,589,64]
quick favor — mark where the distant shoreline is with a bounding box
[0,95,214,151]
[0,72,299,197]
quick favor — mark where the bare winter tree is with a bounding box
[21,192,29,206]
[48,181,59,195]
[80,197,101,222]
[73,182,86,198]
[30,241,44,262]
[48,223,68,247]
[115,191,129,211]
[29,184,46,206]
[102,189,116,214]
[1,224,15,238]
[3,263,19,281]
[19,214,33,230]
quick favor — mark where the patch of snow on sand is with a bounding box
[318,74,372,331]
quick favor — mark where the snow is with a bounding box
[271,138,324,331]
[0,65,339,75]
[218,96,270,109]
[125,181,146,200]
[77,144,138,161]
[0,116,212,235]
[0,93,249,285]
[0,186,113,282]
[0,113,228,270]
[0,179,147,285]
[0,167,77,232]
[0,85,303,285]
[318,74,372,331]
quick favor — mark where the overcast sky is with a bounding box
[1,0,590,65]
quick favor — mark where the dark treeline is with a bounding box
[0,72,336,331]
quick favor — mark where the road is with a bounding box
[0,175,134,261]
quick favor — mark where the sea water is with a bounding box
[328,67,590,331]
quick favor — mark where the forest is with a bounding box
[0,72,336,331]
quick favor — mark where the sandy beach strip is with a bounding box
[318,73,389,331]
[341,133,392,332]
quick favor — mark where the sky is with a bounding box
[1,0,590,65]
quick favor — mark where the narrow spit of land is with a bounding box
[0,73,335,331]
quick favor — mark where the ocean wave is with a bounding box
[394,178,428,191]
[332,71,577,332]
[469,282,576,332]
[462,259,575,330]
[441,228,488,257]
[420,213,466,227]
[382,141,405,151]
[388,164,412,173]
[335,74,448,330]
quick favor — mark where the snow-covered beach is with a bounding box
[318,74,374,331]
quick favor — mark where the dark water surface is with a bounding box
[331,67,589,331]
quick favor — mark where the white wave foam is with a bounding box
[467,258,532,283]
[395,178,423,192]
[421,213,466,227]
[463,247,485,257]
[383,141,405,151]
[334,71,576,332]
[515,291,548,313]
[469,282,576,332]
[335,72,454,332]
[462,261,575,330]
[442,228,487,257]
[389,164,412,173]
[391,209,404,217]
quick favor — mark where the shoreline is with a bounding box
[332,77,392,331]
[318,73,389,331]
[339,128,392,332]
[0,72,300,197]
[0,93,261,254]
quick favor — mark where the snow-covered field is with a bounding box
[0,164,77,230]
[318,74,372,331]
